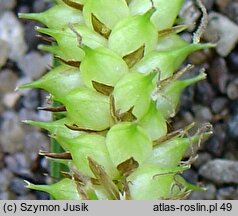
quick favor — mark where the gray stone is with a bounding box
[205,124,225,157]
[4,155,32,177]
[33,0,49,13]
[203,12,238,56]
[216,187,238,200]
[18,108,39,122]
[173,111,194,130]
[4,153,32,176]
[211,97,228,114]
[15,152,31,171]
[24,131,49,162]
[215,0,230,11]
[0,39,9,68]
[22,89,39,109]
[17,193,37,200]
[201,0,215,10]
[227,114,238,140]
[0,111,24,154]
[17,51,52,80]
[182,169,198,184]
[188,184,216,200]
[0,192,13,200]
[10,177,29,196]
[0,69,18,93]
[40,157,49,170]
[215,0,238,24]
[180,0,201,31]
[227,79,238,100]
[38,109,54,122]
[209,57,229,94]
[0,169,13,192]
[199,159,238,184]
[0,12,27,61]
[0,145,3,169]
[193,152,212,169]
[226,2,238,24]
[0,0,16,12]
[15,76,33,96]
[195,80,216,104]
[193,105,213,122]
[2,92,21,108]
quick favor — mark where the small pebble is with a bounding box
[180,86,195,109]
[182,169,198,184]
[228,2,238,24]
[15,152,31,171]
[211,97,228,114]
[17,4,31,14]
[204,124,225,156]
[217,1,238,25]
[203,12,238,56]
[0,99,4,115]
[10,177,29,196]
[2,92,21,108]
[216,187,238,200]
[224,149,238,161]
[227,114,238,140]
[37,109,52,122]
[18,107,40,122]
[227,79,238,100]
[173,111,194,130]
[209,57,229,93]
[227,49,238,73]
[24,131,49,162]
[40,157,49,171]
[195,80,216,105]
[179,0,201,31]
[23,21,42,50]
[0,169,13,192]
[17,193,37,200]
[0,145,3,167]
[229,100,238,115]
[193,152,212,169]
[201,0,215,10]
[199,159,238,184]
[0,39,9,68]
[0,111,24,154]
[0,12,27,61]
[215,0,230,12]
[205,136,223,156]
[33,0,50,13]
[22,89,39,109]
[0,0,16,12]
[35,191,50,200]
[0,69,18,93]
[17,51,52,80]
[4,153,32,177]
[0,192,14,200]
[15,76,33,96]
[192,105,213,122]
[188,184,216,200]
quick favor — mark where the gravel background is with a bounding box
[0,0,238,200]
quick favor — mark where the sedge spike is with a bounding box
[18,0,213,200]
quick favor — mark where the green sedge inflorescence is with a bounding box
[18,0,214,200]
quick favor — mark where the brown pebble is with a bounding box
[209,57,229,93]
